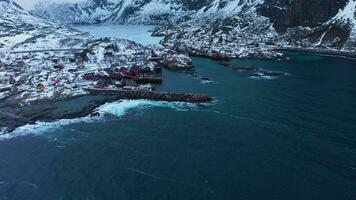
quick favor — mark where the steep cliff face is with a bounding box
[282,0,356,49]
[156,0,356,58]
[258,0,349,32]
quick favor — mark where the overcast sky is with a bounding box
[15,0,83,10]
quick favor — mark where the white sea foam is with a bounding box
[0,100,196,141]
[96,99,195,117]
[248,75,275,80]
[0,117,95,141]
[201,80,214,84]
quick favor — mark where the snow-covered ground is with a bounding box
[0,0,197,134]
[0,0,192,105]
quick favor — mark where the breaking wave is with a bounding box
[96,99,195,117]
[0,100,196,141]
[248,75,276,80]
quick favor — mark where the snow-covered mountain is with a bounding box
[0,0,89,52]
[29,0,356,57]
[152,0,356,58]
[31,0,196,25]
[32,0,352,28]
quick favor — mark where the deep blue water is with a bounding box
[0,54,355,200]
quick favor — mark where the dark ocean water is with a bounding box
[0,54,355,200]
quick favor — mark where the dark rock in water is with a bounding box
[201,77,211,81]
[0,110,35,133]
[249,70,286,78]
[262,70,286,76]
[0,95,115,133]
[185,69,197,76]
[211,53,230,61]
[249,73,265,78]
[90,112,100,117]
[218,62,231,67]
[232,66,260,71]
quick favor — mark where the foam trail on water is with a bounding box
[249,75,275,80]
[0,117,96,141]
[96,99,195,117]
[0,100,196,141]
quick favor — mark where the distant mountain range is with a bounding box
[31,0,353,29]
[31,0,356,54]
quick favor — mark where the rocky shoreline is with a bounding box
[0,95,111,133]
[2,0,356,136]
[0,87,212,134]
[84,88,212,103]
[276,47,356,60]
[0,1,213,135]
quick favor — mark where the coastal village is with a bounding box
[0,38,200,105]
[0,0,213,134]
[0,34,212,133]
[0,0,322,133]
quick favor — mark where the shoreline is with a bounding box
[275,47,356,60]
[84,88,212,103]
[186,47,356,61]
[0,88,212,134]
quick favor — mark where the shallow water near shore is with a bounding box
[72,24,162,45]
[1,53,356,199]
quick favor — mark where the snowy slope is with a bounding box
[32,0,213,24]
[156,0,280,58]
[332,0,356,48]
[0,0,90,52]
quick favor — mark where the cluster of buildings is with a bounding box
[0,38,192,104]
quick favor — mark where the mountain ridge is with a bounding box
[27,0,356,57]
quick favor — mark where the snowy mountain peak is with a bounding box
[29,0,356,53]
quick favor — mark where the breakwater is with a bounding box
[84,88,212,103]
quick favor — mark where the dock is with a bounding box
[84,88,212,103]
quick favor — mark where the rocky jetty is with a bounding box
[84,88,212,103]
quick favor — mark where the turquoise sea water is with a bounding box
[72,24,162,45]
[0,53,355,199]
